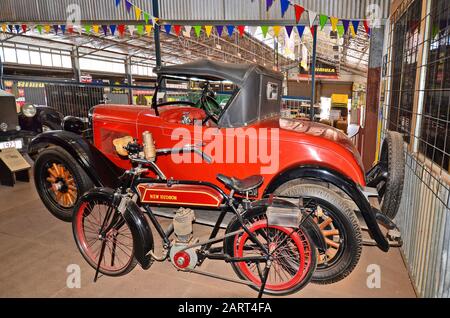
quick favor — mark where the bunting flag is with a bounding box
[36,25,42,34]
[310,26,315,37]
[136,24,144,35]
[21,24,27,33]
[101,25,108,36]
[226,25,234,37]
[125,0,132,12]
[128,25,135,36]
[53,25,59,34]
[93,25,100,34]
[68,25,74,34]
[342,20,350,34]
[44,25,51,33]
[363,20,371,37]
[174,25,182,36]
[15,25,20,33]
[1,24,6,33]
[118,24,126,36]
[296,25,305,38]
[351,20,360,35]
[337,24,345,37]
[215,25,223,37]
[183,25,192,37]
[272,25,281,37]
[294,4,305,24]
[308,11,317,27]
[164,24,171,34]
[330,17,339,31]
[266,0,274,11]
[61,25,66,34]
[280,0,290,17]
[110,24,117,35]
[204,25,213,37]
[248,26,258,36]
[145,24,152,36]
[134,6,142,20]
[237,25,245,37]
[115,0,121,7]
[194,25,202,37]
[285,25,293,38]
[144,12,150,24]
[261,25,269,38]
[319,14,328,30]
[84,25,91,33]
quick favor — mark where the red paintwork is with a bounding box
[137,183,223,208]
[92,104,366,200]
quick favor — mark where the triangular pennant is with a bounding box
[110,25,117,36]
[363,20,371,37]
[280,0,290,17]
[136,24,144,35]
[35,25,42,34]
[296,25,305,38]
[174,25,182,36]
[194,25,202,37]
[164,24,172,34]
[7,25,13,32]
[125,0,132,12]
[152,17,159,25]
[44,25,51,33]
[310,26,315,37]
[101,25,108,36]
[145,24,152,36]
[248,26,258,36]
[285,25,293,38]
[115,0,121,7]
[84,24,91,34]
[128,25,135,36]
[319,15,328,30]
[183,25,192,37]
[272,26,281,37]
[135,6,142,20]
[226,25,234,37]
[53,24,59,34]
[60,25,66,34]
[308,11,317,26]
[215,25,223,37]
[237,25,245,37]
[261,25,269,38]
[143,12,150,24]
[93,25,100,34]
[205,25,213,37]
[15,25,20,33]
[266,0,274,11]
[330,17,339,31]
[68,26,74,34]
[337,24,345,37]
[1,24,7,33]
[118,24,126,36]
[351,20,360,35]
[342,20,350,34]
[294,5,305,24]
[21,24,27,33]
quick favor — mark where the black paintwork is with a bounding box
[28,130,124,189]
[263,165,390,252]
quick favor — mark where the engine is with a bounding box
[169,208,198,270]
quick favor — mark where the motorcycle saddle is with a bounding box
[217,174,264,193]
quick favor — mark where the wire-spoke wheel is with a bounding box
[73,195,137,277]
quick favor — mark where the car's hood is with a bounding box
[267,117,365,171]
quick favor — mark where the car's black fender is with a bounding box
[122,199,154,269]
[28,130,124,189]
[264,165,390,252]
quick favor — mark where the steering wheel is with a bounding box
[199,83,220,125]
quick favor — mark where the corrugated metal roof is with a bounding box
[0,0,390,23]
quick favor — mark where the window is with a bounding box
[418,0,450,170]
[388,0,423,143]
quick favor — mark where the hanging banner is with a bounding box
[299,60,338,79]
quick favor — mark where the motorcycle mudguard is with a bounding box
[28,130,124,188]
[122,199,154,269]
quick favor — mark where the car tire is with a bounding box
[379,131,405,219]
[274,181,362,284]
[34,146,94,222]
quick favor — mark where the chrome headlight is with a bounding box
[22,104,37,118]
[0,122,7,132]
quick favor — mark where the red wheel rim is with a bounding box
[234,220,311,292]
[75,201,134,273]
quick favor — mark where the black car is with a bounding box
[0,89,62,153]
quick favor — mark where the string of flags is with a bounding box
[0,0,372,40]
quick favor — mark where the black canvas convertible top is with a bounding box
[155,59,282,87]
[155,60,284,128]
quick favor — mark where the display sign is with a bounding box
[298,61,338,80]
[0,148,30,172]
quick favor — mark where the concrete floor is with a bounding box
[0,181,416,298]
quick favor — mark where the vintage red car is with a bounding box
[29,60,404,285]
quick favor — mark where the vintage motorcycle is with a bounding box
[72,132,327,297]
